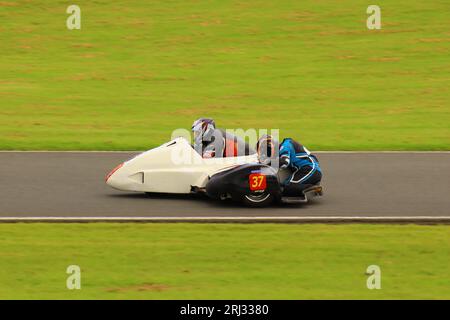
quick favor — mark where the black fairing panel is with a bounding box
[206,164,281,200]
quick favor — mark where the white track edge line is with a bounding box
[0,216,449,221]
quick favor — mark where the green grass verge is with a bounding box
[0,223,449,299]
[1,1,449,150]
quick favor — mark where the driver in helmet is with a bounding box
[191,118,253,158]
[256,134,322,195]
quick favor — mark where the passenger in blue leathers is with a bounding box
[256,135,322,196]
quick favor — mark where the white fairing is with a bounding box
[106,137,258,193]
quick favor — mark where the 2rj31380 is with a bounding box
[224,304,269,317]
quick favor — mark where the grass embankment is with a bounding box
[1,1,449,150]
[0,223,449,299]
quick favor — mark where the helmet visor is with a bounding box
[257,138,276,165]
[192,123,204,145]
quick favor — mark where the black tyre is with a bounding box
[239,191,274,207]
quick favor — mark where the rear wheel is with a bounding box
[240,191,274,207]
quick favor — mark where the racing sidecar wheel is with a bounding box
[239,192,274,207]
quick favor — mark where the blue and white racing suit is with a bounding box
[279,138,322,195]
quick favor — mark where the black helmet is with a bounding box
[256,134,278,165]
[192,118,216,146]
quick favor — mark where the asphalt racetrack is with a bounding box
[0,152,449,221]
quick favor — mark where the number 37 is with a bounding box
[249,174,267,191]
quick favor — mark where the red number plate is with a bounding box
[249,173,267,191]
